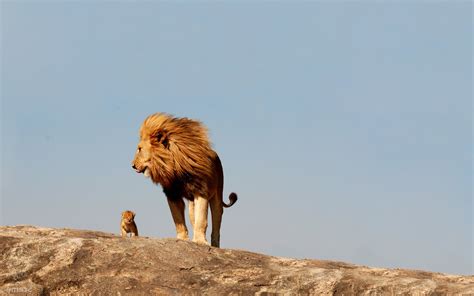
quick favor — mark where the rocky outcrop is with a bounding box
[1,226,473,295]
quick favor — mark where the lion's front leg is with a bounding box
[192,196,209,245]
[167,197,189,240]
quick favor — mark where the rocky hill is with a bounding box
[1,226,472,295]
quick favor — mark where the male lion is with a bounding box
[132,113,237,247]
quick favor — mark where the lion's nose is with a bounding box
[132,164,137,170]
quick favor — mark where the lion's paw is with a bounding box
[176,233,189,240]
[192,238,210,246]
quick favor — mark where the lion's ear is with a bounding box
[155,131,170,149]
[156,131,164,142]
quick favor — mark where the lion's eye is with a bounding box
[137,147,142,152]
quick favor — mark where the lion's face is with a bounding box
[132,120,174,184]
[132,139,153,178]
[133,113,213,187]
[122,210,135,224]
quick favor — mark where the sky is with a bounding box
[1,2,472,275]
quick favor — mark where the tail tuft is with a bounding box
[223,192,238,208]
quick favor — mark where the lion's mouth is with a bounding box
[144,168,151,178]
[134,165,151,178]
[135,167,146,174]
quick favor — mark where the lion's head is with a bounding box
[121,210,135,224]
[132,113,214,189]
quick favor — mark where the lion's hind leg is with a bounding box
[209,195,223,248]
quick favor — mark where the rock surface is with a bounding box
[1,226,473,295]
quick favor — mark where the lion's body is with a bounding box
[121,210,138,238]
[132,113,237,247]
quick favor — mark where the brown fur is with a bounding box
[132,113,237,247]
[121,210,138,238]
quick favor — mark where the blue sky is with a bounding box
[1,2,471,275]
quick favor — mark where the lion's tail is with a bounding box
[223,192,238,208]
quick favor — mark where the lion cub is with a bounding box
[121,210,139,238]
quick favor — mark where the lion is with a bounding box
[121,210,139,238]
[131,113,237,247]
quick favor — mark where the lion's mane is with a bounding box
[139,113,215,199]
